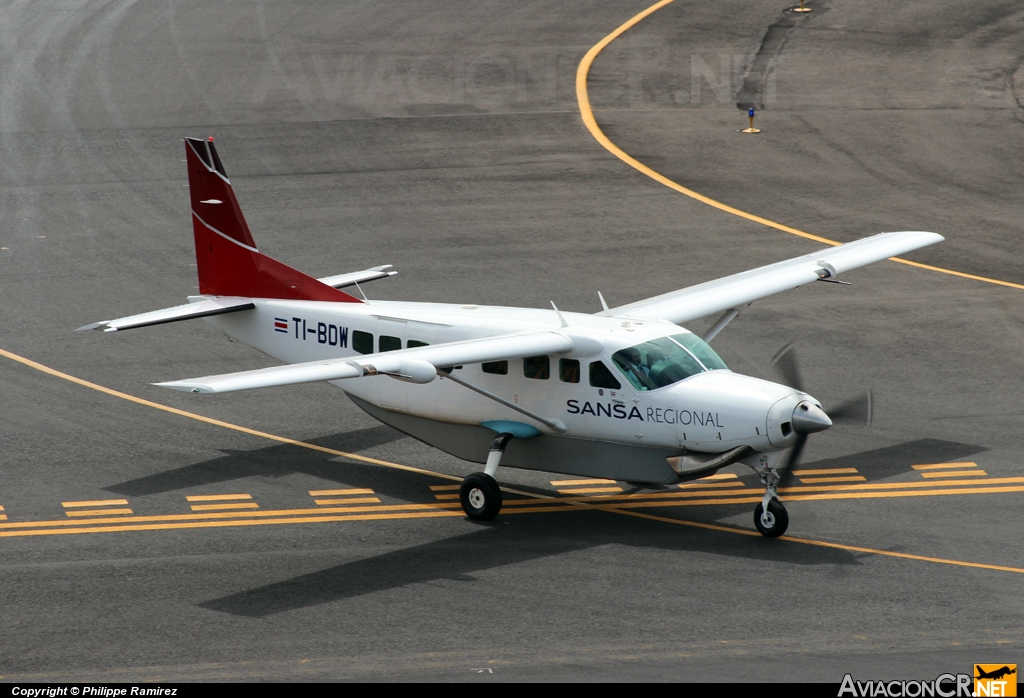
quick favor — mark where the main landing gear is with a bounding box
[752,464,789,537]
[459,432,513,521]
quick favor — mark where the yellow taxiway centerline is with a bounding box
[1,349,1022,573]
[575,0,1024,292]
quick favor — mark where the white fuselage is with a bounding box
[204,298,810,459]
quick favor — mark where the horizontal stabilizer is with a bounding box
[317,265,397,289]
[156,331,576,393]
[77,297,255,333]
[608,231,944,324]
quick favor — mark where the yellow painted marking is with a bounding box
[313,497,381,505]
[0,511,469,538]
[0,503,463,529]
[66,508,133,517]
[186,494,252,502]
[550,479,617,486]
[0,347,467,485]
[62,499,129,508]
[599,508,1024,575]
[798,476,867,483]
[308,489,374,496]
[575,0,1024,292]
[0,515,6,521]
[2,345,1023,578]
[557,487,623,494]
[791,468,859,476]
[921,470,986,478]
[190,502,259,511]
[434,494,460,501]
[698,473,738,480]
[0,505,4,511]
[912,463,978,470]
[678,481,745,489]
[780,486,1024,502]
[428,485,462,491]
[779,477,1024,492]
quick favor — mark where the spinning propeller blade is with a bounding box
[770,342,803,392]
[770,343,872,482]
[828,390,873,426]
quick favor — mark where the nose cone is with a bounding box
[791,400,832,434]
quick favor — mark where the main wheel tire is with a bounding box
[754,498,789,537]
[460,472,503,521]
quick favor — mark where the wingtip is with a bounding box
[75,321,110,332]
[153,381,210,393]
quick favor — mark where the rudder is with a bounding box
[185,137,361,303]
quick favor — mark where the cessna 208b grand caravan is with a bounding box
[81,138,943,536]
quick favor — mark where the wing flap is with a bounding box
[77,297,255,333]
[609,231,943,324]
[156,330,575,393]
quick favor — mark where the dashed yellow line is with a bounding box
[313,497,381,505]
[186,494,252,502]
[309,489,374,496]
[66,508,133,517]
[0,347,464,483]
[575,0,1024,292]
[62,499,129,508]
[190,502,259,511]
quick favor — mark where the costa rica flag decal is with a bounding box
[274,317,288,333]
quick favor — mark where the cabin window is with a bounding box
[407,340,429,348]
[559,358,580,383]
[379,335,401,353]
[523,355,550,380]
[482,361,508,375]
[353,330,374,355]
[589,361,621,389]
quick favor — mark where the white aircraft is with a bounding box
[81,137,943,537]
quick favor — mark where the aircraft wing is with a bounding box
[155,330,577,393]
[76,297,255,332]
[608,231,944,325]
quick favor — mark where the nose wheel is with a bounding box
[754,498,789,537]
[745,459,790,537]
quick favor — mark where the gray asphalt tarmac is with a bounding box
[1,0,1022,683]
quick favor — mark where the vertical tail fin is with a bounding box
[185,137,362,303]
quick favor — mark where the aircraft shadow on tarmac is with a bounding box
[105,432,988,618]
[103,425,424,499]
[199,511,863,618]
[738,438,988,488]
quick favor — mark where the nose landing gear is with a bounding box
[751,462,789,537]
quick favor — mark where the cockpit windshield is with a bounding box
[671,333,729,371]
[611,333,728,391]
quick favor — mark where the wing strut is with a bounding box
[439,370,568,434]
[702,305,747,343]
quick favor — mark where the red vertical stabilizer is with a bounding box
[185,137,362,303]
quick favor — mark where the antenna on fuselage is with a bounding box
[550,301,569,328]
[597,291,610,313]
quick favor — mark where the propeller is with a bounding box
[770,343,873,479]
